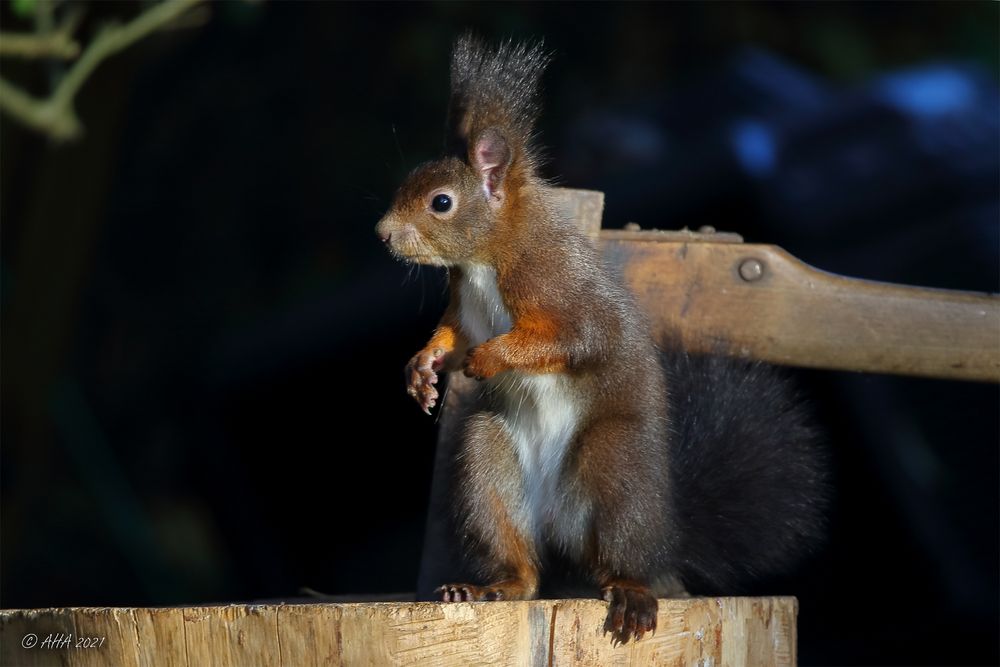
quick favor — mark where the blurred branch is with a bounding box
[0,0,203,142]
[0,29,79,59]
[34,0,55,36]
[0,3,83,59]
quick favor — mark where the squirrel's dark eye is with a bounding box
[431,194,452,213]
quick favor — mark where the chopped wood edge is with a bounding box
[1,596,797,667]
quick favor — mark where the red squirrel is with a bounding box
[375,35,826,644]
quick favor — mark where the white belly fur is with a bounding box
[458,264,512,346]
[458,265,582,540]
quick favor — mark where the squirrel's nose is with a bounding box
[375,217,393,244]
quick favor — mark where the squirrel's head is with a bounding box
[375,128,517,266]
[377,35,548,267]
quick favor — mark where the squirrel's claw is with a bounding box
[601,584,657,645]
[406,349,443,414]
[435,582,507,602]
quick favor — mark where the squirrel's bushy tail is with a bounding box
[448,35,550,159]
[663,350,828,593]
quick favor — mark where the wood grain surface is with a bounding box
[1,597,796,666]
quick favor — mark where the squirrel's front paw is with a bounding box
[462,346,504,381]
[405,348,446,414]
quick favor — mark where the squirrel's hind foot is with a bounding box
[435,578,536,602]
[601,581,658,644]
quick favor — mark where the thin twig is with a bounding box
[35,0,55,36]
[0,0,203,142]
[0,4,84,60]
[0,31,80,59]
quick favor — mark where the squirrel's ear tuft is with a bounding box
[472,128,511,201]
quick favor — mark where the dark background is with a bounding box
[2,2,998,665]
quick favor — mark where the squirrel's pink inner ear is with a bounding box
[472,128,511,200]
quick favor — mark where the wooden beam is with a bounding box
[544,187,1000,382]
[0,597,796,666]
[602,232,999,382]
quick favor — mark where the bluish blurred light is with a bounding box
[876,66,976,117]
[737,49,832,113]
[731,120,776,177]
